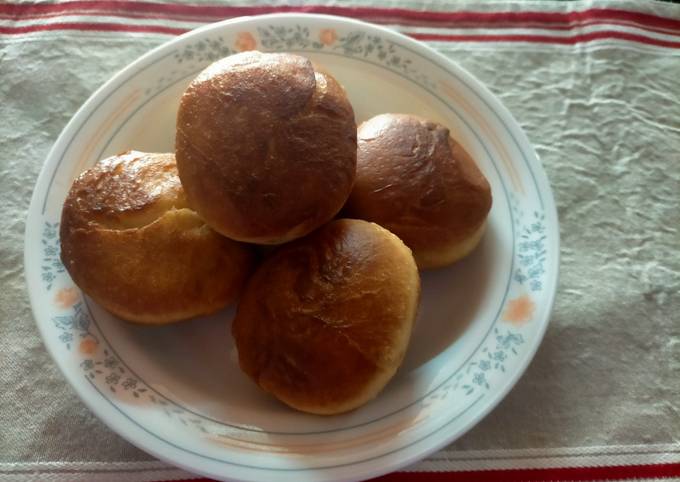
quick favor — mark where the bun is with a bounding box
[346,114,492,269]
[176,51,357,244]
[60,151,254,324]
[232,219,420,414]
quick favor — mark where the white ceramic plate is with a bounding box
[25,13,559,482]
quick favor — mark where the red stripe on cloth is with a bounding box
[410,30,680,48]
[0,9,206,22]
[0,21,185,35]
[372,463,680,481]
[351,18,680,36]
[5,22,680,48]
[3,11,680,39]
[3,21,680,49]
[149,462,680,482]
[1,2,680,32]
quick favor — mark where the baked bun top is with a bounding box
[62,151,187,230]
[346,113,492,258]
[60,151,253,324]
[176,51,357,244]
[232,218,420,414]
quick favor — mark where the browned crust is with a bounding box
[176,51,357,244]
[61,151,186,230]
[232,219,420,414]
[345,113,492,268]
[60,151,254,324]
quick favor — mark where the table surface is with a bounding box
[1,1,679,481]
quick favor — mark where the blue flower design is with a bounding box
[514,270,527,284]
[103,357,118,369]
[105,373,121,385]
[122,378,138,390]
[519,254,534,267]
[528,265,545,278]
[472,372,487,386]
[41,222,64,290]
[496,332,525,350]
[511,207,547,292]
[492,350,507,362]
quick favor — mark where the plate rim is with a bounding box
[25,12,560,482]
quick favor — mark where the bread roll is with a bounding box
[345,114,492,269]
[232,219,420,415]
[176,51,357,244]
[60,151,253,324]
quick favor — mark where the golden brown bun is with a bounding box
[176,51,357,245]
[345,114,492,269]
[60,151,254,324]
[232,219,420,415]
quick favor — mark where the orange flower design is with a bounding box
[503,294,535,326]
[319,28,337,46]
[235,32,257,52]
[79,338,99,355]
[55,287,79,309]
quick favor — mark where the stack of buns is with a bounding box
[60,51,492,415]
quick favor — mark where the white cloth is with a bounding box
[1,0,679,479]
